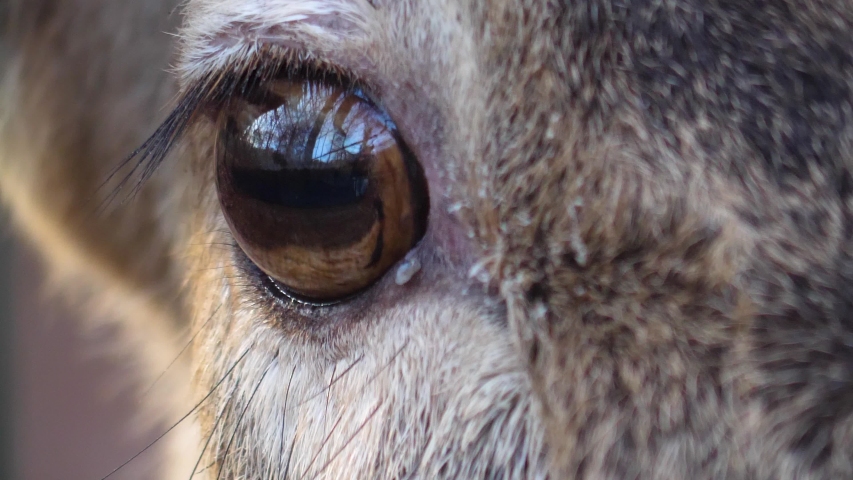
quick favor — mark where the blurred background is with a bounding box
[0,3,158,478]
[1,228,158,479]
[0,224,13,478]
[0,2,208,477]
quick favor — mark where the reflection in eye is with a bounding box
[216,80,429,302]
[245,86,395,167]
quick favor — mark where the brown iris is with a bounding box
[216,80,429,301]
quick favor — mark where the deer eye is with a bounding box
[216,79,429,302]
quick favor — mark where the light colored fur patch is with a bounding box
[179,0,377,85]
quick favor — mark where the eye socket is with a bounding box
[216,78,429,302]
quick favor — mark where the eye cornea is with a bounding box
[216,78,429,302]
[108,48,428,303]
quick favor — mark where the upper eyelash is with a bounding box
[99,76,219,211]
[100,46,363,211]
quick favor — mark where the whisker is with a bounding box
[349,339,410,398]
[292,355,364,408]
[282,431,299,480]
[323,364,337,433]
[215,355,277,480]
[190,375,243,479]
[300,412,346,479]
[142,304,222,398]
[98,346,253,480]
[372,340,408,376]
[289,339,408,415]
[295,342,409,478]
[280,365,298,479]
[306,402,383,480]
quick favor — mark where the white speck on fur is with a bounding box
[545,112,561,140]
[395,253,422,285]
[469,260,492,284]
[533,302,548,319]
[568,197,588,267]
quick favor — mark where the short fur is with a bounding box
[3,0,853,478]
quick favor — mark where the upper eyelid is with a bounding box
[177,0,377,85]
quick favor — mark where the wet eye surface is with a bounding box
[216,79,429,302]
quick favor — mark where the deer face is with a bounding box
[4,0,853,478]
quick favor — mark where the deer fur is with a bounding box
[3,0,853,478]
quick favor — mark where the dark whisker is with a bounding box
[299,411,346,479]
[289,339,408,415]
[190,375,244,479]
[306,402,383,480]
[283,431,299,480]
[142,304,222,398]
[215,355,277,480]
[98,346,253,480]
[353,339,410,395]
[292,354,364,408]
[323,364,337,433]
[294,342,409,478]
[280,365,298,479]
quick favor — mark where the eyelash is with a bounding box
[102,49,367,209]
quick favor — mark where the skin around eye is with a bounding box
[216,79,429,301]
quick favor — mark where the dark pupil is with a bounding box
[226,89,373,208]
[230,164,369,208]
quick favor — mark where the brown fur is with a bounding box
[4,0,853,478]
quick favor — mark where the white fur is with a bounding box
[192,246,548,478]
[179,0,378,85]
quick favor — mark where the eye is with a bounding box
[216,78,429,302]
